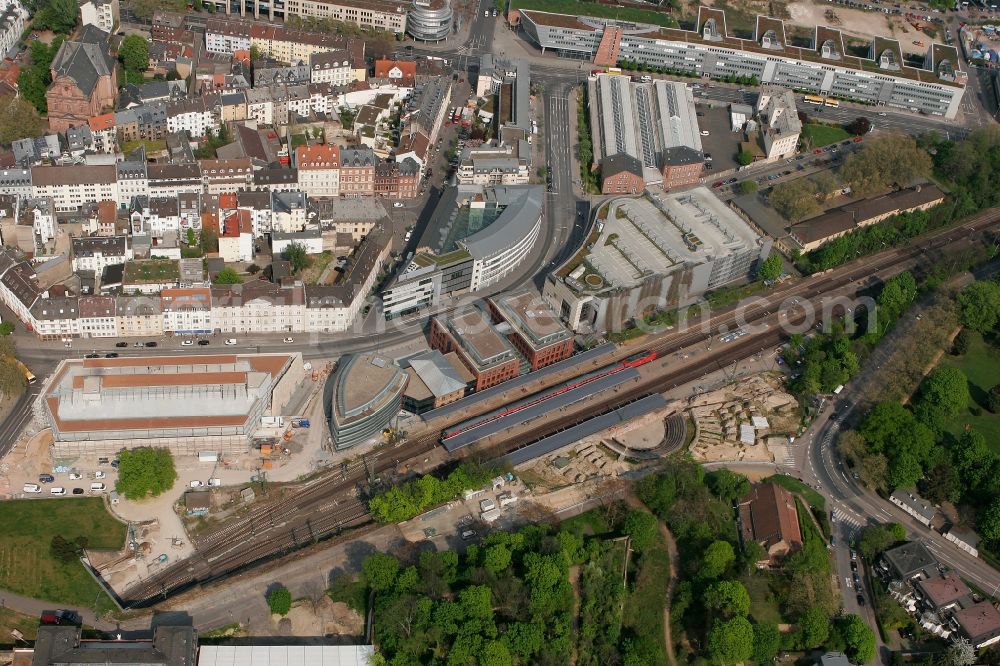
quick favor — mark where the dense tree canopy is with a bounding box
[912,367,969,429]
[698,540,735,580]
[115,448,177,500]
[757,253,782,282]
[120,35,151,74]
[0,96,43,148]
[213,267,244,285]
[841,133,932,196]
[363,553,399,592]
[622,509,658,552]
[707,617,755,665]
[957,281,1000,333]
[838,614,877,664]
[267,585,291,615]
[769,178,820,222]
[856,522,906,560]
[703,580,751,618]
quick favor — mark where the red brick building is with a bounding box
[46,39,118,133]
[486,290,574,371]
[660,146,704,191]
[339,147,375,197]
[600,154,644,195]
[429,306,520,392]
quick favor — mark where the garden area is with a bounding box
[940,329,1000,451]
[0,499,125,613]
[801,123,850,148]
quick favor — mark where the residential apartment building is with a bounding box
[160,287,212,334]
[31,296,79,340]
[339,148,375,198]
[756,85,802,161]
[71,235,130,274]
[78,295,117,337]
[271,191,309,233]
[211,282,305,333]
[200,159,254,194]
[309,50,354,86]
[116,295,163,337]
[78,0,119,35]
[296,144,341,198]
[31,165,119,211]
[147,164,203,197]
[0,1,28,61]
[166,96,220,137]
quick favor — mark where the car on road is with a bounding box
[69,472,82,480]
[85,353,100,358]
[878,111,887,116]
[23,483,41,493]
[115,341,128,347]
[850,560,858,572]
[94,470,105,479]
[145,341,157,347]
[283,337,294,343]
[190,480,204,488]
[50,487,66,495]
[198,339,210,345]
[856,593,865,607]
[393,202,404,208]
[853,573,861,587]
[181,340,193,346]
[712,181,724,188]
[461,529,477,540]
[726,178,738,184]
[224,339,237,346]
[700,130,710,136]
[38,474,54,483]
[105,352,118,358]
[850,549,857,561]
[111,459,119,469]
[208,478,222,487]
[72,488,84,495]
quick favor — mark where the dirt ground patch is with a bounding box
[274,596,363,638]
[787,2,892,40]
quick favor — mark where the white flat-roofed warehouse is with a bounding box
[544,187,770,333]
[33,353,306,457]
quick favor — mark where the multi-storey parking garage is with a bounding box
[407,0,453,41]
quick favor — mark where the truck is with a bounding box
[290,418,311,428]
[833,385,844,395]
[261,416,283,429]
[198,451,219,463]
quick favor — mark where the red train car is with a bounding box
[623,350,657,368]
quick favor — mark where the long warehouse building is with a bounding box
[33,353,305,457]
[513,6,966,119]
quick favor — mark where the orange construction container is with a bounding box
[260,443,273,455]
[262,459,273,469]
[283,430,293,441]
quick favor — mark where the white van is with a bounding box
[90,482,106,493]
[23,483,41,493]
[50,487,66,495]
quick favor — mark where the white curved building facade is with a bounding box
[407,0,453,41]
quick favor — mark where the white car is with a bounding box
[224,339,237,346]
[50,487,66,495]
[23,483,41,493]
[393,202,404,208]
[283,337,294,344]
[94,470,106,479]
[68,472,82,480]
[208,478,222,487]
[181,340,194,346]
[700,130,710,136]
[190,480,204,488]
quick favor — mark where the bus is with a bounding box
[607,67,623,75]
[803,94,825,105]
[823,98,840,108]
[14,360,35,385]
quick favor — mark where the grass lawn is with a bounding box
[124,259,180,283]
[122,139,167,155]
[0,606,42,643]
[298,250,333,284]
[561,507,612,539]
[622,533,670,663]
[802,123,851,148]
[763,474,826,510]
[512,0,676,28]
[940,331,1000,453]
[0,499,125,613]
[741,572,782,625]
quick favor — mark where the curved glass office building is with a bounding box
[328,352,408,450]
[407,0,452,42]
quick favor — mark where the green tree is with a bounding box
[115,447,177,500]
[186,227,197,247]
[769,178,820,222]
[479,641,512,666]
[502,622,544,661]
[988,384,1000,414]
[957,281,1000,333]
[703,580,751,618]
[739,179,758,195]
[913,367,969,429]
[699,540,735,580]
[952,329,972,355]
[120,35,150,74]
[200,226,219,253]
[283,242,311,273]
[622,509,658,552]
[797,607,830,648]
[838,614,877,664]
[757,253,783,282]
[0,321,13,335]
[737,149,755,166]
[752,622,781,665]
[707,616,754,665]
[706,469,751,502]
[213,267,244,284]
[889,450,924,489]
[267,585,292,615]
[857,523,906,560]
[979,498,1000,546]
[845,117,872,136]
[32,0,77,33]
[0,95,43,148]
[483,544,512,575]
[364,553,400,592]
[841,132,932,196]
[459,585,493,620]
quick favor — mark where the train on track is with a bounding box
[441,350,657,442]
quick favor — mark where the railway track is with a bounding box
[119,213,1000,608]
